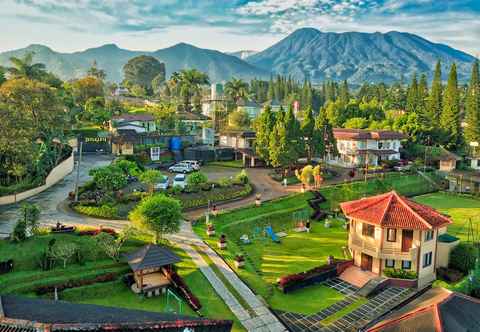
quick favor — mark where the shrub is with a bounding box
[35,272,118,295]
[187,172,208,188]
[437,267,464,283]
[383,268,417,279]
[11,220,27,242]
[73,204,119,219]
[449,243,477,274]
[217,177,233,188]
[235,170,249,184]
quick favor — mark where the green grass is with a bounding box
[207,160,245,168]
[321,298,368,325]
[0,233,244,331]
[192,173,437,314]
[413,192,480,241]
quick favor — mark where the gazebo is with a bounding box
[126,244,182,297]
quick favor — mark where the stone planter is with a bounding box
[235,260,245,268]
[206,229,216,236]
[218,241,227,249]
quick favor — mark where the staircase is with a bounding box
[308,191,327,221]
[355,277,389,298]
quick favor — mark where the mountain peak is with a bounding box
[25,44,53,52]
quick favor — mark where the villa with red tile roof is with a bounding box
[329,128,406,168]
[341,191,458,288]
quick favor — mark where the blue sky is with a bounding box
[1,0,479,55]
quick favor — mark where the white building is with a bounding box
[329,128,405,167]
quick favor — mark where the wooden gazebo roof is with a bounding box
[125,244,181,272]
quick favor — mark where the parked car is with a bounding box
[173,174,187,189]
[182,160,201,170]
[154,176,169,190]
[168,163,194,174]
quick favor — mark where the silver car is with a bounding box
[154,176,169,190]
[182,160,201,170]
[168,163,194,174]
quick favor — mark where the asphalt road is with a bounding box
[0,156,297,236]
[0,154,113,235]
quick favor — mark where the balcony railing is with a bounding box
[349,233,418,261]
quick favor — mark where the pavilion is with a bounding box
[126,244,181,297]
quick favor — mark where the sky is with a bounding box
[1,0,479,55]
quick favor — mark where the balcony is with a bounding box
[349,233,418,261]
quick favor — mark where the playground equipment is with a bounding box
[308,191,327,220]
[265,225,280,243]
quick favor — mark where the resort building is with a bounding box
[237,99,261,120]
[341,191,454,288]
[329,128,405,168]
[109,114,157,133]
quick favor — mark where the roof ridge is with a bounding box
[393,191,433,229]
[342,191,392,215]
[379,191,395,226]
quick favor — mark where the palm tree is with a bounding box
[225,78,250,106]
[7,52,46,80]
[169,69,209,111]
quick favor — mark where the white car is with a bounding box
[182,160,201,170]
[173,174,187,189]
[154,176,169,190]
[168,163,194,174]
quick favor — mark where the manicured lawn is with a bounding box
[0,233,244,332]
[193,173,437,315]
[413,192,480,241]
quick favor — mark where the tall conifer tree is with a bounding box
[465,60,480,144]
[440,63,461,149]
[427,60,443,126]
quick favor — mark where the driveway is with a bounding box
[0,154,113,235]
[0,157,299,235]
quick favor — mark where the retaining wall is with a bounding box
[0,153,74,205]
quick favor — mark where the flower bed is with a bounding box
[278,259,352,293]
[72,204,119,219]
[165,269,202,311]
[77,227,118,237]
[177,183,252,210]
[383,268,417,279]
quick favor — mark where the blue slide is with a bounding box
[265,226,280,243]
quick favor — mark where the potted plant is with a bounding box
[218,234,227,249]
[234,254,245,268]
[206,224,215,236]
[255,194,262,207]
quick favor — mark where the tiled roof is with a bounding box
[340,191,451,230]
[367,288,480,332]
[333,128,406,140]
[0,295,232,332]
[125,244,182,272]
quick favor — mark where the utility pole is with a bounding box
[74,141,83,202]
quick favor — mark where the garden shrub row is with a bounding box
[165,269,202,311]
[278,260,351,293]
[73,204,119,219]
[383,268,417,279]
[35,272,118,295]
[178,184,253,210]
[1,265,128,294]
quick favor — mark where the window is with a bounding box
[402,260,412,270]
[425,230,434,241]
[362,224,375,238]
[387,229,397,242]
[423,252,433,268]
[385,259,395,268]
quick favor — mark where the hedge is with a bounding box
[449,243,477,274]
[73,204,119,219]
[178,184,252,210]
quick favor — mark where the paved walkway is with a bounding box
[168,222,287,332]
[339,266,377,288]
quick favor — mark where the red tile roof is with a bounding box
[340,191,451,230]
[333,128,406,140]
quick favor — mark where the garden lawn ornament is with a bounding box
[306,221,311,233]
[252,226,262,240]
[255,194,262,207]
[265,226,280,243]
[240,234,251,244]
[294,221,307,233]
[324,219,331,228]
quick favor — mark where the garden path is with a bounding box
[167,221,287,332]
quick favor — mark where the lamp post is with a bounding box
[74,142,83,202]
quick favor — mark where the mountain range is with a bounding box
[0,28,476,84]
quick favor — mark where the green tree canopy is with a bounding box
[123,56,165,92]
[440,63,461,149]
[129,194,182,243]
[465,60,480,144]
[225,78,249,105]
[7,52,47,81]
[139,169,164,194]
